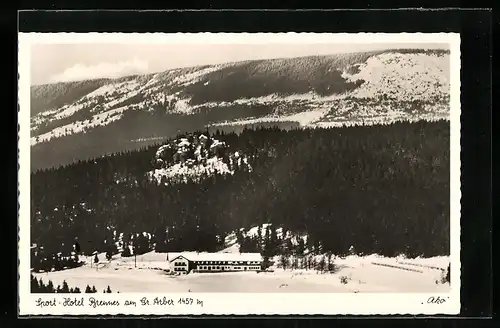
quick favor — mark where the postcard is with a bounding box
[18,32,461,316]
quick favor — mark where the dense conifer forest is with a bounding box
[31,121,450,271]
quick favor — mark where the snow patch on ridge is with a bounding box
[342,53,450,101]
[148,157,234,185]
[31,106,130,145]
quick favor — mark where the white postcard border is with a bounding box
[18,32,461,316]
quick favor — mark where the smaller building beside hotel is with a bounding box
[168,252,263,274]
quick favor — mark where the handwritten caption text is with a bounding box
[35,296,204,309]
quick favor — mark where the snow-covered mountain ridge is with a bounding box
[30,49,450,170]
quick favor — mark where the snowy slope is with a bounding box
[34,250,450,293]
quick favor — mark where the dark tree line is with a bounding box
[236,225,312,257]
[30,79,110,116]
[30,249,83,272]
[30,274,113,293]
[31,121,450,271]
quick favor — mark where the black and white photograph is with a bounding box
[18,33,461,315]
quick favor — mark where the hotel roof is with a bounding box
[168,252,263,262]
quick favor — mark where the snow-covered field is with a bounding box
[33,251,450,294]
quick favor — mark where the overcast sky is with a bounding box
[30,43,449,85]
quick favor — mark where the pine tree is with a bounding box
[270,226,278,256]
[263,225,272,256]
[306,255,314,270]
[61,280,70,293]
[31,275,39,293]
[74,287,81,293]
[292,256,299,270]
[312,257,319,271]
[257,225,263,251]
[85,285,92,293]
[306,237,314,257]
[299,256,306,270]
[327,252,335,272]
[262,256,271,270]
[106,286,112,293]
[296,238,305,256]
[279,254,289,271]
[317,256,326,272]
[91,286,97,293]
[46,280,55,293]
[74,241,81,253]
[235,229,244,250]
[284,238,294,255]
[38,279,45,292]
[122,245,131,257]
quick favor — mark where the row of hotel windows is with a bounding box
[173,266,261,272]
[173,261,262,267]
[194,261,260,265]
[174,267,186,271]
